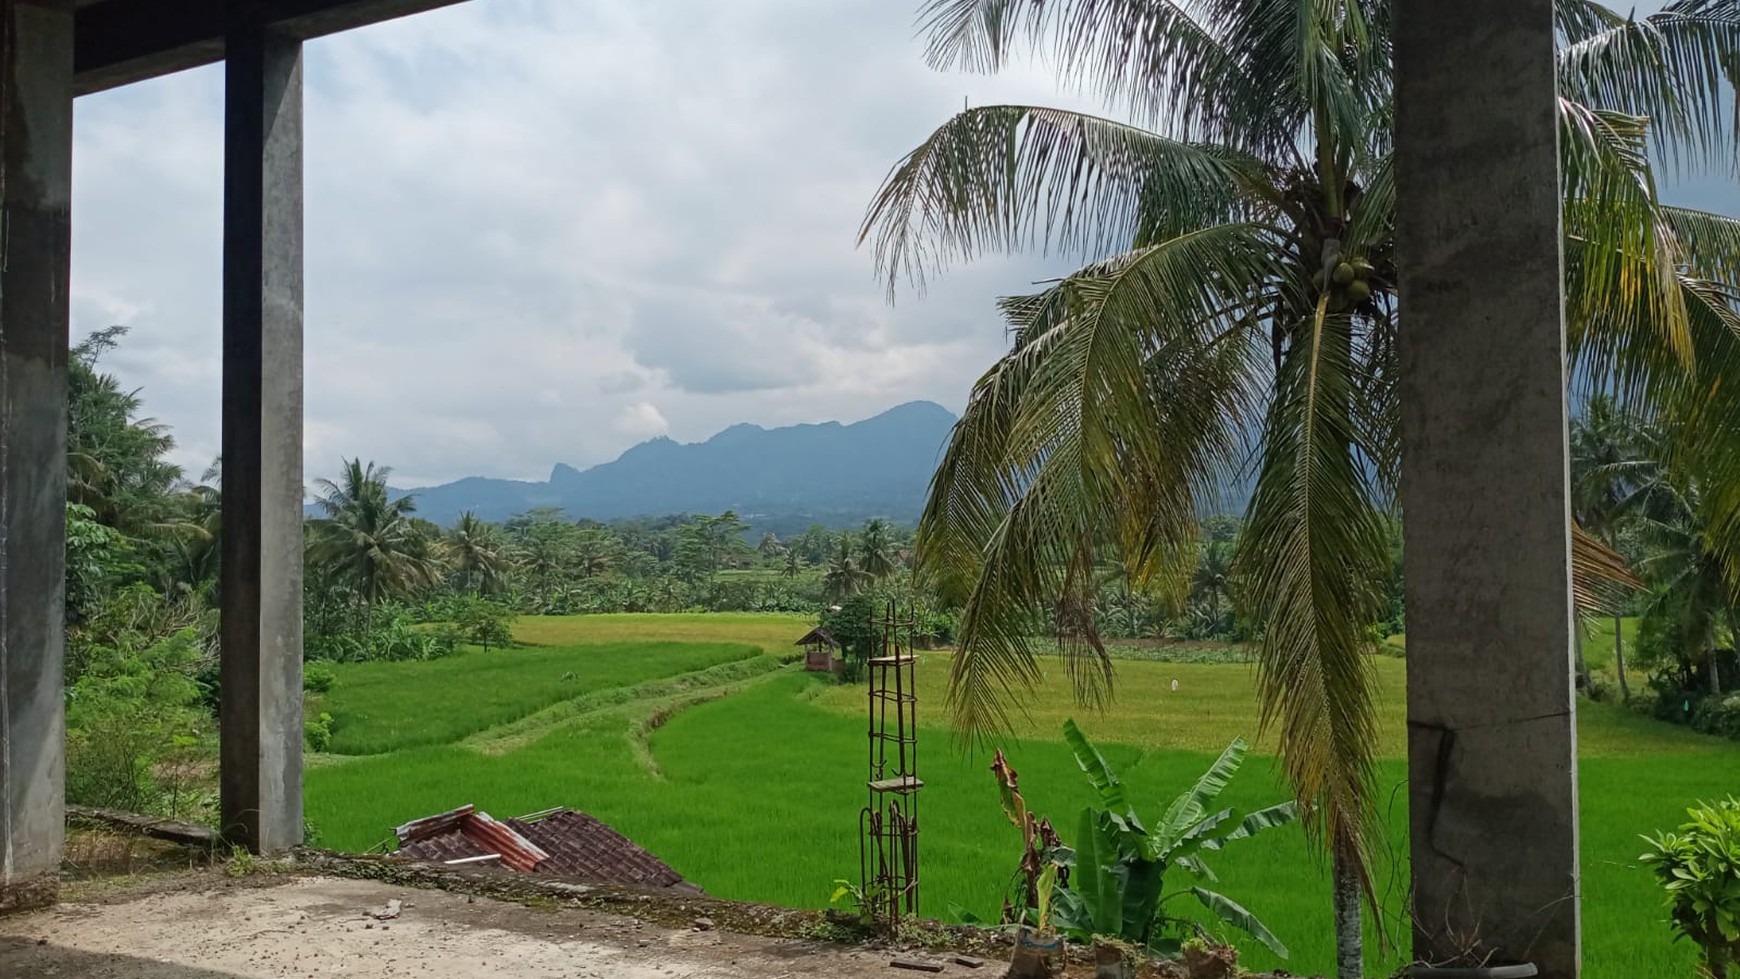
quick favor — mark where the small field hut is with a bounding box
[796,627,842,673]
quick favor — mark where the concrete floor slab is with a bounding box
[0,876,917,979]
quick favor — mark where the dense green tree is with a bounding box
[863,2,1740,970]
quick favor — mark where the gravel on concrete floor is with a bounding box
[0,875,946,979]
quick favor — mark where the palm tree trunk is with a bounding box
[1613,614,1630,701]
[1572,617,1591,693]
[1332,839,1362,979]
[1712,639,1723,697]
[1722,607,1740,698]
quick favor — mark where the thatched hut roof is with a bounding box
[794,626,840,648]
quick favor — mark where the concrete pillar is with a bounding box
[0,0,72,914]
[1395,1,1580,976]
[219,18,304,855]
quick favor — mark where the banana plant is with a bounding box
[1050,720,1297,957]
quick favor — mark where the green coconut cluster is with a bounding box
[1312,256,1377,313]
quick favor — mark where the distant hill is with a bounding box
[381,401,958,534]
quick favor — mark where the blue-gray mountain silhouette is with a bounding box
[391,401,957,532]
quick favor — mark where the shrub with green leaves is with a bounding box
[65,625,206,813]
[1641,797,1740,979]
[303,661,338,693]
[1049,720,1297,958]
[304,711,335,753]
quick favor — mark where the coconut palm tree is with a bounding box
[169,460,224,601]
[573,527,620,579]
[309,459,442,623]
[1599,412,1736,696]
[859,518,900,582]
[1571,396,1651,698]
[447,511,511,596]
[862,2,1740,972]
[1636,484,1732,696]
[824,538,875,603]
[1189,539,1236,638]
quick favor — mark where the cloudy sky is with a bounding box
[73,0,1106,489]
[72,0,1736,489]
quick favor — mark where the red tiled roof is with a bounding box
[508,810,687,889]
[393,805,695,892]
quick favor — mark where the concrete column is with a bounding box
[219,18,304,855]
[1395,2,1580,976]
[0,0,72,914]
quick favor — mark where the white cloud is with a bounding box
[72,0,1734,489]
[615,401,670,440]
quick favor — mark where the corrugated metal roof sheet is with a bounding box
[391,805,696,892]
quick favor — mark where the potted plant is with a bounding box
[1008,863,1064,979]
[1179,937,1238,979]
[1092,935,1142,979]
[991,749,1067,979]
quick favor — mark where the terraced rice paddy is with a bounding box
[304,613,1739,978]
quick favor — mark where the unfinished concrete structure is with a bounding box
[0,0,467,906]
[1,0,1588,973]
[1395,2,1580,975]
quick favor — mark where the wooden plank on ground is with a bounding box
[67,805,220,849]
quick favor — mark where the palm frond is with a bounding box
[917,222,1274,738]
[1662,204,1740,286]
[915,0,1258,143]
[1557,0,1740,174]
[1558,0,1625,44]
[1234,299,1388,897]
[1560,102,1693,373]
[860,104,1255,293]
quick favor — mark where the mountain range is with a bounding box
[386,401,959,534]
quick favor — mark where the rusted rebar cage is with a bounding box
[859,601,921,933]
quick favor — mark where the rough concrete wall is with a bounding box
[1395,0,1582,975]
[0,0,72,914]
[218,22,304,856]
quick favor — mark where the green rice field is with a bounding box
[304,613,1739,978]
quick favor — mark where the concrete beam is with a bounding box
[73,0,470,95]
[1395,1,1580,976]
[0,0,73,914]
[218,16,304,856]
